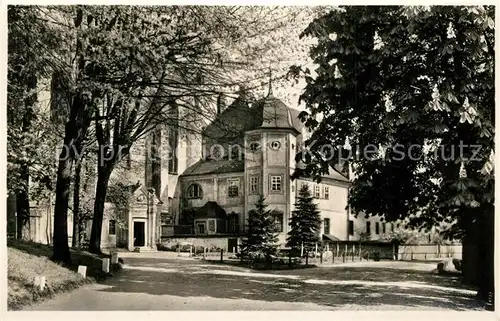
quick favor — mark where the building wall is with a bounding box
[260,131,295,241]
[15,202,73,246]
[101,202,117,249]
[178,128,353,245]
[181,173,246,229]
[296,179,350,241]
[350,214,384,240]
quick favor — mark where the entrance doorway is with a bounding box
[228,238,238,253]
[196,222,206,235]
[133,221,146,247]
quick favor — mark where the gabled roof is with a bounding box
[106,182,162,204]
[181,158,244,176]
[296,161,350,183]
[325,165,350,183]
[323,234,342,242]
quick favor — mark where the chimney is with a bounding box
[216,93,225,115]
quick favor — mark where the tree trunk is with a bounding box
[89,165,112,254]
[52,134,75,263]
[14,41,37,241]
[16,163,30,240]
[72,158,82,248]
[462,205,495,305]
[475,206,494,304]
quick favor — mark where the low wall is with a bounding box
[324,241,396,260]
[159,236,242,252]
[397,244,462,260]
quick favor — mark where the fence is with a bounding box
[200,242,385,266]
[201,249,239,261]
[397,244,462,260]
[169,241,462,264]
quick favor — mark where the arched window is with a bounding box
[187,183,203,199]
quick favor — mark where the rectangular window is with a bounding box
[324,187,329,199]
[168,133,178,174]
[272,212,284,232]
[208,219,216,233]
[366,221,371,234]
[197,223,205,235]
[348,220,354,235]
[249,176,259,194]
[375,222,380,235]
[323,218,330,235]
[109,220,116,235]
[228,179,239,197]
[391,223,394,232]
[396,223,400,229]
[314,185,321,198]
[270,175,282,192]
[382,222,386,234]
[228,214,239,234]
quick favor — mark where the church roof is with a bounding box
[259,95,296,131]
[202,94,303,143]
[202,96,255,144]
[181,158,244,176]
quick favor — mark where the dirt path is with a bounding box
[27,257,485,311]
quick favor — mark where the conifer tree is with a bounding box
[240,195,279,264]
[287,184,321,264]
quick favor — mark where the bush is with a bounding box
[452,258,462,271]
[156,243,177,252]
[177,243,192,252]
[373,251,381,261]
[437,261,448,274]
[194,246,205,255]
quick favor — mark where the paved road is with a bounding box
[28,256,484,311]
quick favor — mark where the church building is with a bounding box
[10,76,386,252]
[161,85,352,249]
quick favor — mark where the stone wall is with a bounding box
[159,236,241,252]
[324,241,395,260]
[397,244,462,260]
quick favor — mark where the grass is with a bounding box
[7,239,122,310]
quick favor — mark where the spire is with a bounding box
[267,67,273,97]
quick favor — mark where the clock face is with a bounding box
[269,140,281,150]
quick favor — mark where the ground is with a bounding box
[7,240,119,310]
[8,247,85,310]
[26,253,484,311]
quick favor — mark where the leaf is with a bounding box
[447,92,460,104]
[486,17,495,29]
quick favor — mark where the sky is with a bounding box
[220,6,325,111]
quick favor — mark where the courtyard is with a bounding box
[27,256,484,311]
